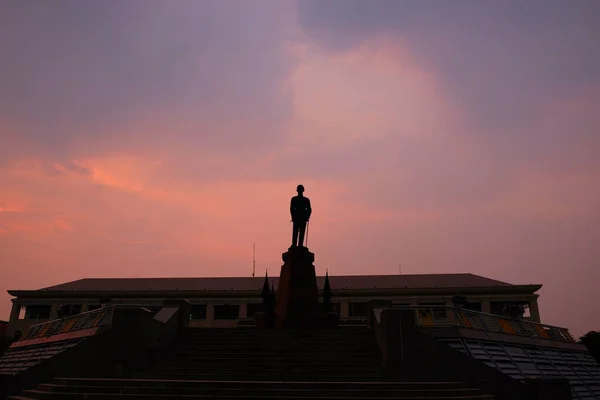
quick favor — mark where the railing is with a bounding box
[18,306,115,342]
[377,306,575,343]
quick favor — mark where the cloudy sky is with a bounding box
[1,0,599,337]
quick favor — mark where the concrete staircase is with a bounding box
[138,327,388,381]
[10,327,495,399]
[12,379,495,399]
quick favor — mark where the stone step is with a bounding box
[172,341,376,345]
[173,340,377,347]
[163,348,378,353]
[185,326,372,336]
[142,364,383,372]
[147,361,380,368]
[24,381,494,400]
[179,338,374,343]
[51,379,472,390]
[136,372,389,380]
[156,350,379,356]
[182,332,372,336]
[163,348,378,354]
[36,384,485,397]
[148,364,383,369]
[150,354,380,362]
[134,376,390,382]
[146,362,382,369]
[171,346,375,352]
[138,374,389,381]
[169,342,377,347]
[20,391,495,400]
[144,364,385,371]
[149,357,381,364]
[180,336,374,340]
[180,336,374,341]
[182,334,373,338]
[143,366,386,371]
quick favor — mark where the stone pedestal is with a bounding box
[275,247,336,328]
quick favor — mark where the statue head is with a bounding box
[296,184,305,194]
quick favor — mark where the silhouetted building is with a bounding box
[0,321,7,352]
[5,273,541,336]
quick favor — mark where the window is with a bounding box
[418,302,447,319]
[214,304,239,320]
[24,305,51,320]
[348,302,369,317]
[189,305,207,320]
[57,304,82,318]
[490,302,505,316]
[490,301,528,318]
[247,303,263,317]
[330,302,341,315]
[464,302,482,312]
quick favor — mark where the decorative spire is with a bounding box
[323,269,332,306]
[261,270,270,301]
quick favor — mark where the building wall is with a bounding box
[5,291,541,335]
[0,320,8,354]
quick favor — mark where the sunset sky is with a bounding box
[1,1,599,337]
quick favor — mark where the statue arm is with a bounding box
[307,198,312,220]
[290,198,294,219]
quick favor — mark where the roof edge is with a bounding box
[7,284,542,298]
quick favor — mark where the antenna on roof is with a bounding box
[137,265,140,279]
[398,264,402,275]
[252,243,256,277]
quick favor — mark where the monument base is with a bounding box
[274,247,338,328]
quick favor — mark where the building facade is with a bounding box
[0,321,7,351]
[5,273,542,336]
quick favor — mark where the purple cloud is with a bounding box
[0,0,297,159]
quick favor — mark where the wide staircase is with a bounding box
[11,327,495,399]
[138,327,387,381]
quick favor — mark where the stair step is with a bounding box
[53,379,471,389]
[23,390,495,400]
[36,384,485,396]
[149,360,381,366]
[18,328,495,400]
[134,375,389,381]
[143,369,385,374]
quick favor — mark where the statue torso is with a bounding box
[291,195,311,220]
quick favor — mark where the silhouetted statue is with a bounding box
[290,184,312,248]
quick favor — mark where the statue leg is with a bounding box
[298,221,307,247]
[292,221,299,247]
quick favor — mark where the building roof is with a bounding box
[36,273,512,292]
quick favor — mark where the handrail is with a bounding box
[375,306,575,343]
[18,306,116,342]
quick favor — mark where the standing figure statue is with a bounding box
[290,184,312,248]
